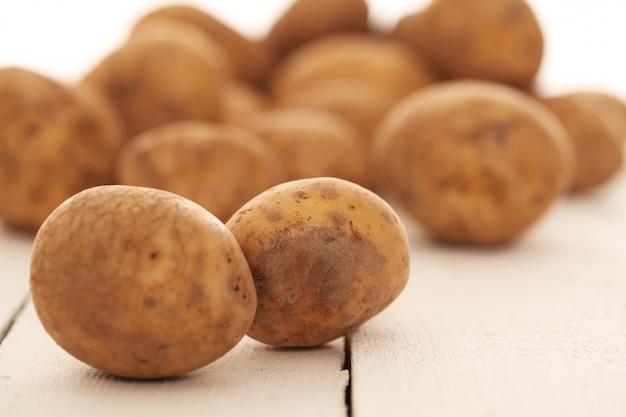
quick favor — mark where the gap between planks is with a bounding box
[0,294,30,347]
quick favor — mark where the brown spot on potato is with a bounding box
[143,298,156,308]
[319,185,339,200]
[260,207,283,222]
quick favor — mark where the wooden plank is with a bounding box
[0,225,33,338]
[350,173,626,417]
[0,300,348,417]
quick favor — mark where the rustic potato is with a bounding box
[374,80,574,245]
[82,37,223,137]
[267,0,369,57]
[115,121,284,222]
[567,92,626,144]
[30,185,257,379]
[543,94,623,191]
[219,80,269,124]
[277,79,399,140]
[270,34,436,100]
[226,177,410,347]
[242,108,371,187]
[128,16,231,75]
[135,4,273,84]
[0,67,124,231]
[394,0,543,87]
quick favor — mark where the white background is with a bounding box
[0,0,624,98]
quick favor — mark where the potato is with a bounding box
[277,79,399,141]
[0,67,124,231]
[242,108,371,187]
[135,5,273,84]
[567,92,626,145]
[226,177,410,347]
[374,80,574,245]
[128,16,231,75]
[394,0,543,87]
[267,0,369,57]
[82,37,223,137]
[542,94,623,191]
[219,80,270,124]
[30,185,257,379]
[269,34,436,100]
[115,121,284,222]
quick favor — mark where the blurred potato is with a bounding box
[277,79,399,141]
[394,0,543,87]
[567,92,626,145]
[115,121,285,222]
[128,16,231,75]
[543,94,623,191]
[220,80,270,125]
[82,37,223,137]
[374,80,574,245]
[0,67,124,231]
[135,4,273,84]
[267,0,369,57]
[242,108,371,188]
[269,34,437,100]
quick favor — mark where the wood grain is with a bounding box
[0,301,348,417]
[350,173,626,417]
[0,225,32,340]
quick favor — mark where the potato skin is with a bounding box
[543,95,623,191]
[277,79,399,140]
[82,38,222,137]
[30,185,257,379]
[567,92,626,145]
[270,34,436,101]
[374,80,573,245]
[0,68,124,231]
[267,0,369,57]
[135,5,273,84]
[115,121,284,222]
[394,0,543,87]
[226,177,410,347]
[242,108,371,188]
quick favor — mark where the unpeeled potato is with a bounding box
[82,36,223,137]
[543,94,623,191]
[394,0,543,87]
[267,0,369,57]
[270,34,436,101]
[115,121,284,222]
[242,108,371,187]
[567,92,626,144]
[0,67,124,231]
[277,79,399,141]
[30,185,257,379]
[226,177,410,347]
[134,4,273,84]
[374,80,574,245]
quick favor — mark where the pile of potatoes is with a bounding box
[2,0,626,379]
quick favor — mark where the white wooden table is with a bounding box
[1,1,626,416]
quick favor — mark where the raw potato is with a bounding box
[219,80,269,124]
[30,185,257,379]
[267,0,369,57]
[270,34,436,100]
[374,80,574,245]
[82,37,223,137]
[135,5,273,84]
[243,108,371,187]
[0,67,124,231]
[277,79,399,140]
[394,0,543,87]
[226,177,410,347]
[543,94,623,191]
[115,121,284,222]
[128,16,231,75]
[567,92,626,144]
